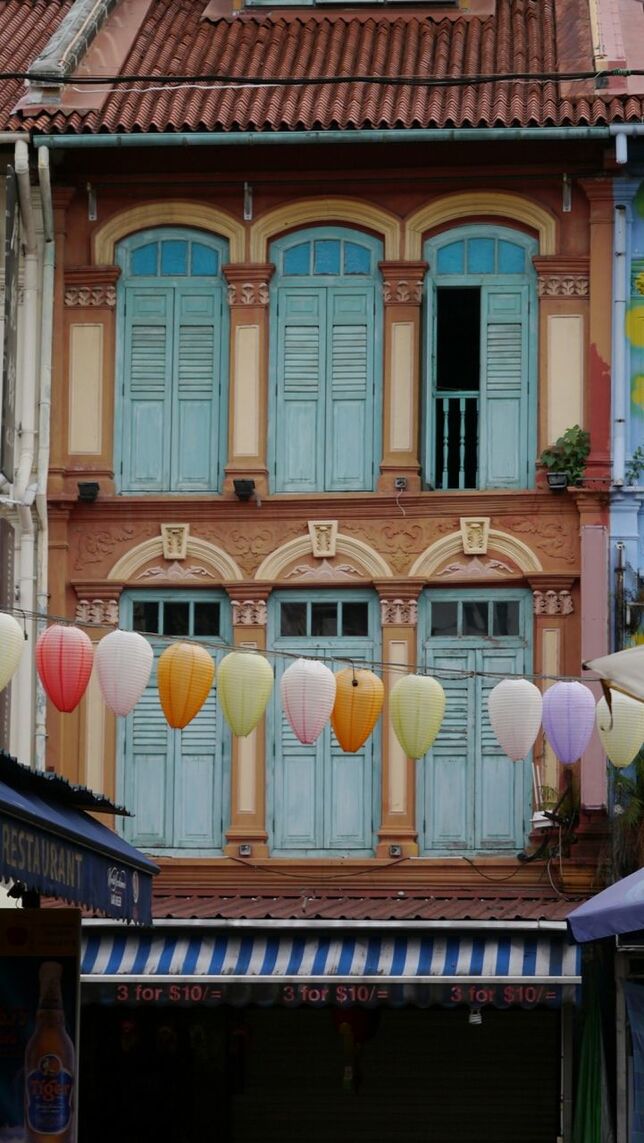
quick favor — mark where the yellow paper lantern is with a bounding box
[331,668,384,753]
[217,651,274,737]
[596,691,644,769]
[0,613,24,693]
[157,642,215,729]
[390,674,446,759]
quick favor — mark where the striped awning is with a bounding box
[81,928,581,986]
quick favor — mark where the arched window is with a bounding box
[423,226,538,490]
[268,590,381,855]
[115,228,229,492]
[269,227,383,492]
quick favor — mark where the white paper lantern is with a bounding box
[95,629,153,717]
[487,678,543,762]
[596,691,644,769]
[0,613,24,693]
[281,658,336,745]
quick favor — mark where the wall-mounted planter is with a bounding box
[546,472,569,492]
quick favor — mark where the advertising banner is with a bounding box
[0,910,80,1143]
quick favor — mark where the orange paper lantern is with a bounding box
[157,642,215,729]
[36,624,94,713]
[331,668,384,753]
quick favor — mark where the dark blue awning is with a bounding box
[0,769,158,925]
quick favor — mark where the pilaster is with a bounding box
[377,261,427,493]
[579,179,613,484]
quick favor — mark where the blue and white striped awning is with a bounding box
[81,928,581,985]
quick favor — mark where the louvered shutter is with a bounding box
[124,653,173,848]
[275,288,326,492]
[422,648,474,851]
[171,286,221,491]
[175,684,222,849]
[122,286,173,491]
[326,287,374,491]
[274,707,322,851]
[476,648,527,850]
[479,285,529,489]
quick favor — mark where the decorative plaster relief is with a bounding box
[65,284,116,307]
[161,523,189,561]
[437,556,514,579]
[75,598,119,625]
[73,525,137,571]
[231,599,268,626]
[308,520,338,558]
[226,281,270,306]
[137,562,211,582]
[382,278,424,304]
[380,598,418,625]
[533,589,574,616]
[504,517,576,565]
[537,275,589,297]
[285,559,363,581]
[460,517,490,555]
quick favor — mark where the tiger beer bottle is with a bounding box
[24,961,75,1142]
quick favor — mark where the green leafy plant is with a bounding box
[612,747,644,878]
[625,445,644,487]
[539,425,591,487]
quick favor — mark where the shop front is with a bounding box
[80,917,581,1143]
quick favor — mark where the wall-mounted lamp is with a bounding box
[77,481,100,503]
[233,479,256,502]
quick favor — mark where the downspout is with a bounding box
[610,124,644,165]
[613,202,628,487]
[13,139,39,766]
[34,146,54,772]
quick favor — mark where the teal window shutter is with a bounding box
[174,688,223,849]
[124,665,174,848]
[423,647,474,851]
[477,649,526,850]
[122,286,173,492]
[275,288,326,492]
[326,287,374,491]
[478,284,529,489]
[171,286,222,491]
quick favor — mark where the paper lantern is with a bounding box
[281,658,336,745]
[217,651,274,737]
[331,668,384,753]
[596,691,644,769]
[157,642,214,729]
[542,680,595,765]
[0,613,24,693]
[389,674,445,759]
[95,629,153,717]
[487,679,543,762]
[36,624,94,713]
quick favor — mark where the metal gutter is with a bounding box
[34,127,611,150]
[81,917,571,931]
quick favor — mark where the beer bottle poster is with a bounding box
[0,910,80,1143]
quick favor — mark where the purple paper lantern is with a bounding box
[542,681,596,765]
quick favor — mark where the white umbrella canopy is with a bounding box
[585,645,644,704]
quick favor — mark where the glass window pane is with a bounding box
[463,600,488,636]
[161,240,188,276]
[194,602,221,636]
[344,242,371,274]
[132,601,159,633]
[430,601,458,637]
[498,240,525,274]
[281,602,307,636]
[283,243,310,275]
[493,600,520,636]
[436,241,464,274]
[341,602,369,637]
[130,243,158,276]
[163,601,190,636]
[467,238,495,274]
[191,243,219,276]
[314,240,341,275]
[311,602,338,636]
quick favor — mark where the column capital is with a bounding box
[579,178,614,217]
[64,264,121,308]
[532,256,589,298]
[374,579,424,625]
[225,583,271,627]
[379,260,428,306]
[223,262,275,307]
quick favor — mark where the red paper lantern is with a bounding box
[36,624,94,713]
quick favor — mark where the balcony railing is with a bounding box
[434,392,479,490]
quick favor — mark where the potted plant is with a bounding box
[539,425,590,491]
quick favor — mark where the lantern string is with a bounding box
[0,606,603,686]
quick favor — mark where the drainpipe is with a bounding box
[34,146,54,772]
[13,139,39,766]
[613,203,628,487]
[610,125,644,165]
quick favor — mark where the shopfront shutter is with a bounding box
[326,287,374,491]
[121,286,173,492]
[479,284,529,489]
[171,286,221,491]
[274,288,326,492]
[422,647,474,852]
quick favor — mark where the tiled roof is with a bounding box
[11,0,644,135]
[0,1,72,129]
[149,892,581,921]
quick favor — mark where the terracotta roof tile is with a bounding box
[7,0,643,136]
[0,0,72,129]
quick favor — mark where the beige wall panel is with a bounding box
[541,627,561,797]
[546,314,584,443]
[68,323,103,454]
[84,668,106,793]
[232,324,260,458]
[387,640,408,814]
[390,322,414,452]
[237,729,257,814]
